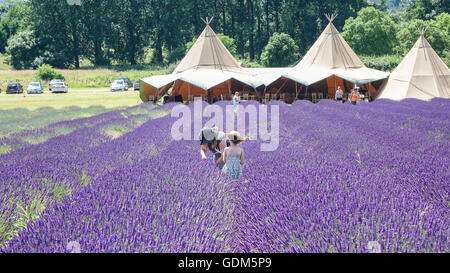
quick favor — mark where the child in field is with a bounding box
[233,92,240,114]
[222,131,245,180]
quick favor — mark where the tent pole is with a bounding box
[305,86,309,101]
[295,82,298,101]
[263,86,267,103]
[155,87,161,103]
[227,80,232,100]
[276,78,288,98]
[188,84,191,102]
[254,88,260,102]
[334,76,336,100]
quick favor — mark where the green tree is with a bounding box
[260,32,298,67]
[35,64,65,81]
[105,0,151,65]
[5,29,39,69]
[0,22,7,53]
[0,2,31,53]
[30,0,81,68]
[342,7,399,56]
[396,13,449,57]
[403,0,449,20]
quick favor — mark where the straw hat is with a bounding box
[226,131,246,143]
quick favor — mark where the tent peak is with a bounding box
[325,13,338,23]
[418,27,428,37]
[201,16,214,25]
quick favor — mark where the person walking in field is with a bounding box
[350,87,360,105]
[335,86,343,103]
[233,92,240,114]
[199,126,230,169]
[222,131,245,180]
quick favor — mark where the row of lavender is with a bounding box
[0,103,173,245]
[0,103,165,155]
[1,99,449,252]
[233,99,448,252]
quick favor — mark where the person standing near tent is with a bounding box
[222,131,245,180]
[335,86,344,103]
[350,87,360,105]
[199,127,230,169]
[233,92,240,114]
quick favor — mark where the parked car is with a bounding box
[49,79,63,91]
[6,82,24,94]
[111,80,128,92]
[116,77,132,88]
[50,82,68,93]
[134,80,140,91]
[27,82,44,94]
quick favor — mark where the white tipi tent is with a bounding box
[140,18,261,102]
[251,14,389,101]
[296,14,365,70]
[173,18,241,74]
[378,29,450,100]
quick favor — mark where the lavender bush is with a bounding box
[0,99,448,253]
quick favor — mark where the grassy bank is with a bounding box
[0,88,144,137]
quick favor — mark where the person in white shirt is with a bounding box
[335,86,344,103]
[233,92,240,114]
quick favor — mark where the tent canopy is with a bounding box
[296,14,365,70]
[254,14,389,92]
[378,31,450,101]
[140,15,390,102]
[141,20,261,102]
[173,18,242,74]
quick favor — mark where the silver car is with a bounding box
[49,79,63,91]
[50,82,68,93]
[110,80,128,92]
[27,82,44,94]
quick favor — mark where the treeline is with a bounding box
[0,0,448,70]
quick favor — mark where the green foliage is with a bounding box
[5,29,39,69]
[360,55,403,71]
[240,59,264,68]
[342,7,399,55]
[0,22,7,53]
[443,49,450,68]
[403,0,448,20]
[185,33,238,57]
[0,0,447,69]
[0,144,12,155]
[395,13,449,57]
[0,2,31,53]
[166,46,186,64]
[35,64,65,81]
[261,32,299,67]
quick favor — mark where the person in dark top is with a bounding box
[199,127,230,169]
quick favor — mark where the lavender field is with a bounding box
[0,99,449,253]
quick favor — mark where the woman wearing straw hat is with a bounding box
[199,126,230,169]
[222,131,246,180]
